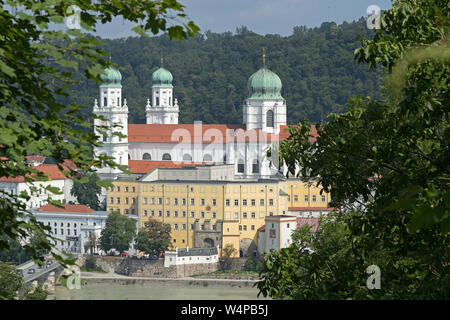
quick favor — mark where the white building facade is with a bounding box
[93,60,297,181]
[32,204,110,254]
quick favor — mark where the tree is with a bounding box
[260,0,450,299]
[220,244,237,270]
[0,262,48,300]
[0,0,198,265]
[84,232,98,255]
[71,173,102,210]
[99,211,136,254]
[135,218,171,257]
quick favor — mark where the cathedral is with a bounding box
[92,58,307,181]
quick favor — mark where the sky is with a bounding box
[95,0,393,39]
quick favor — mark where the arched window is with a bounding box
[183,154,192,161]
[252,159,259,173]
[203,154,212,162]
[143,153,151,160]
[103,97,107,107]
[266,110,274,127]
[237,159,245,173]
[162,153,171,161]
[156,97,159,105]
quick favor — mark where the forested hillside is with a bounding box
[68,18,382,125]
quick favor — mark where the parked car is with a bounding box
[46,260,52,266]
[27,268,35,274]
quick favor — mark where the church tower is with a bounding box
[93,66,129,180]
[243,49,286,134]
[146,63,179,124]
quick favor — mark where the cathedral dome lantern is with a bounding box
[247,67,283,100]
[152,67,173,87]
[100,67,122,87]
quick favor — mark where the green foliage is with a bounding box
[220,244,236,270]
[261,0,450,299]
[99,211,137,254]
[59,19,382,126]
[135,218,171,256]
[0,235,33,264]
[0,0,197,265]
[0,262,48,300]
[243,256,262,272]
[71,173,102,210]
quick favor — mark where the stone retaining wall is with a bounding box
[90,256,219,278]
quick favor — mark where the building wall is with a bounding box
[107,179,289,257]
[285,179,331,208]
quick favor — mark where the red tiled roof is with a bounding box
[0,163,67,183]
[297,217,320,233]
[288,207,335,211]
[128,124,318,144]
[128,160,211,174]
[37,203,93,213]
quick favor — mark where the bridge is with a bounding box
[17,258,64,290]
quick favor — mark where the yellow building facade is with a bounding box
[106,171,330,257]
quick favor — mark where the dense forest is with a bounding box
[67,18,382,125]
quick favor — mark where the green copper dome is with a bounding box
[152,67,173,87]
[247,67,283,100]
[99,67,122,87]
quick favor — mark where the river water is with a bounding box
[52,282,269,300]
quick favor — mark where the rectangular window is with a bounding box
[117,197,121,204]
[125,209,129,214]
[226,199,230,206]
[234,212,239,219]
[174,224,178,230]
[243,212,247,219]
[74,229,77,235]
[243,225,247,231]
[174,211,178,217]
[212,199,217,206]
[243,199,247,206]
[239,225,242,231]
[174,198,178,205]
[158,210,162,217]
[61,229,64,235]
[322,195,326,202]
[190,211,195,218]
[143,197,148,205]
[269,199,273,206]
[312,195,317,202]
[251,225,255,231]
[144,210,148,217]
[190,198,195,205]
[110,197,114,204]
[182,211,186,217]
[251,212,256,218]
[212,212,216,219]
[251,199,256,206]
[166,211,170,217]
[201,199,205,206]
[125,186,129,192]
[132,186,136,193]
[234,199,239,206]
[125,197,129,204]
[132,209,135,215]
[158,198,163,205]
[151,198,155,204]
[304,195,309,202]
[151,210,155,217]
[182,198,186,205]
[116,186,120,192]
[260,199,264,206]
[190,224,194,230]
[182,224,186,230]
[201,212,205,218]
[294,195,299,202]
[132,198,136,204]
